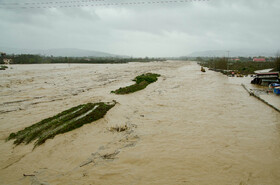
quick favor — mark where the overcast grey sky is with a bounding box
[0,0,279,57]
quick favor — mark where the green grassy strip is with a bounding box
[7,104,84,141]
[7,101,116,147]
[112,81,149,95]
[0,65,8,70]
[112,73,160,94]
[14,106,85,145]
[21,104,94,145]
[34,102,115,147]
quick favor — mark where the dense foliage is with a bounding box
[275,56,280,72]
[0,54,165,64]
[199,58,278,74]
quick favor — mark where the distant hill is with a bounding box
[187,49,277,57]
[0,47,127,58]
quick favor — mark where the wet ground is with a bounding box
[0,61,279,185]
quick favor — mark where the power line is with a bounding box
[0,0,104,6]
[0,0,210,9]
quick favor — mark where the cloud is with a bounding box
[0,0,279,57]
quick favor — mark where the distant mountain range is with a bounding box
[0,47,127,58]
[1,47,278,58]
[187,49,278,58]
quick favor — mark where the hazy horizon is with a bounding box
[0,0,280,57]
[1,46,279,58]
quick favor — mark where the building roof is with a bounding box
[256,72,279,76]
[253,58,266,62]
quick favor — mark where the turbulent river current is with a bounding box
[0,61,279,185]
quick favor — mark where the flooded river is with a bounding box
[0,61,279,185]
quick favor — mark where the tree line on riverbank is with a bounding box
[0,54,165,64]
[197,57,280,75]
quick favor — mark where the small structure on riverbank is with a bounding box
[3,59,12,65]
[201,66,206,72]
[1,52,12,66]
[251,72,279,86]
[269,83,280,95]
[274,87,280,95]
[253,58,266,62]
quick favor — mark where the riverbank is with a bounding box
[203,66,280,111]
[241,84,280,112]
[0,61,279,185]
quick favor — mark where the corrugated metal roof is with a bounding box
[253,58,266,62]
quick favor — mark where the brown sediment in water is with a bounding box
[0,61,280,185]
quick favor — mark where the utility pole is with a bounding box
[226,50,230,71]
[211,56,214,69]
[214,56,216,69]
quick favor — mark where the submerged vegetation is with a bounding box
[112,73,160,94]
[0,65,8,70]
[109,124,129,132]
[7,101,116,148]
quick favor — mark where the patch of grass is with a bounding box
[112,73,160,94]
[7,101,116,148]
[133,73,160,84]
[0,65,8,70]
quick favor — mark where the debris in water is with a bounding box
[109,124,128,132]
[101,150,120,160]
[79,159,94,167]
[201,66,206,72]
[23,174,35,177]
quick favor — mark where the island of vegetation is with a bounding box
[0,65,8,70]
[112,73,161,94]
[7,101,116,148]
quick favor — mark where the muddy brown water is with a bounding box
[0,61,279,185]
